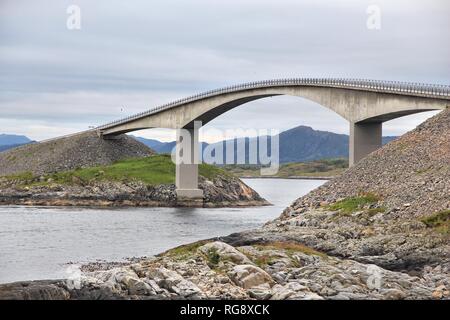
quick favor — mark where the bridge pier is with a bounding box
[175,127,204,201]
[349,122,382,166]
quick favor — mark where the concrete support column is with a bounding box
[175,126,204,199]
[349,122,382,166]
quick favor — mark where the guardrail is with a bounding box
[97,78,450,130]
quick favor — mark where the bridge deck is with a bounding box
[97,78,450,131]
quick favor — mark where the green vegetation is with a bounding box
[205,247,221,267]
[2,155,229,187]
[3,171,34,181]
[421,210,450,235]
[199,162,231,180]
[365,207,387,216]
[255,241,328,259]
[161,240,209,260]
[326,193,381,214]
[3,156,343,186]
[253,255,278,268]
[164,241,221,268]
[6,155,17,162]
[53,154,176,185]
[222,158,348,178]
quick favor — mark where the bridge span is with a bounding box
[96,78,450,200]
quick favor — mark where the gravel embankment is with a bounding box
[0,131,153,176]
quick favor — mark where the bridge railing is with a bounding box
[97,78,450,130]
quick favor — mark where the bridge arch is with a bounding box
[179,87,446,129]
[97,79,450,200]
[99,79,449,134]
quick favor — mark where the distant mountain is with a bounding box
[133,137,176,154]
[278,126,347,163]
[277,126,396,163]
[0,134,33,153]
[382,136,397,145]
[133,136,210,155]
[0,134,32,146]
[132,126,397,164]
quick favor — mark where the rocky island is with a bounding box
[0,110,449,300]
[0,132,268,207]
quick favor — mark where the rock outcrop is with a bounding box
[0,240,446,300]
[0,174,268,207]
[267,109,450,271]
[0,132,268,207]
[217,110,450,296]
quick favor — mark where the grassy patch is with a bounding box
[161,240,209,260]
[253,254,278,268]
[326,193,380,214]
[421,210,450,235]
[1,172,37,186]
[164,241,224,269]
[1,155,230,187]
[52,154,176,185]
[199,162,231,180]
[2,171,34,182]
[255,241,327,259]
[365,207,387,216]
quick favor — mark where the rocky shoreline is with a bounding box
[0,175,269,208]
[0,240,447,300]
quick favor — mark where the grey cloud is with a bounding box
[0,0,448,140]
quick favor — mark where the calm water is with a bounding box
[0,179,324,283]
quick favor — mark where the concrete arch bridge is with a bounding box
[96,78,450,199]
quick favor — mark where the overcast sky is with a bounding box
[1,0,449,142]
